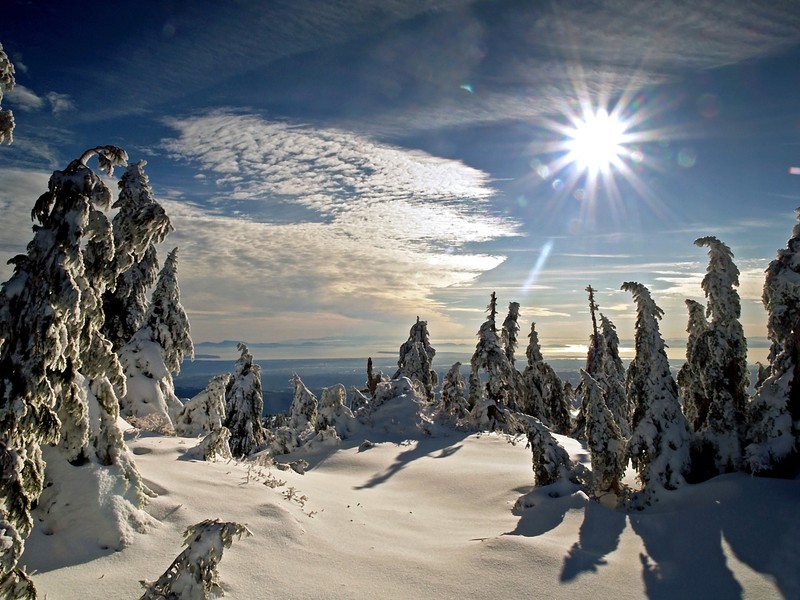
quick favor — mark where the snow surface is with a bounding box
[22,396,798,599]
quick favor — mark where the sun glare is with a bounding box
[565,108,627,175]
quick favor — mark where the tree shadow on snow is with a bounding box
[354,433,468,490]
[560,500,627,582]
[505,483,588,538]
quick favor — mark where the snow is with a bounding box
[21,397,797,599]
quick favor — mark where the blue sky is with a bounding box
[1,1,800,359]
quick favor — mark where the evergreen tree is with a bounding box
[140,248,194,375]
[746,208,800,473]
[0,147,144,596]
[467,293,516,430]
[688,236,749,477]
[574,285,605,438]
[0,42,15,145]
[514,414,578,488]
[289,373,318,432]
[438,362,469,419]
[316,383,356,438]
[622,281,691,507]
[394,317,438,401]
[175,374,230,438]
[581,370,626,498]
[102,160,173,350]
[500,301,524,411]
[140,519,252,600]
[599,313,630,438]
[519,322,571,433]
[677,299,710,430]
[224,343,267,457]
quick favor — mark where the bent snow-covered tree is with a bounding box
[394,317,438,401]
[140,519,252,600]
[0,146,147,597]
[520,322,571,433]
[224,343,267,457]
[746,208,800,474]
[175,374,231,438]
[622,281,691,507]
[677,299,710,431]
[581,369,626,498]
[0,42,15,145]
[687,236,748,478]
[102,160,173,351]
[118,248,193,428]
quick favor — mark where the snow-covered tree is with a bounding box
[677,299,710,431]
[394,317,438,401]
[139,247,194,375]
[438,362,469,419]
[186,428,233,462]
[501,302,521,367]
[316,384,356,438]
[599,313,630,438]
[117,328,185,429]
[466,293,517,430]
[686,236,749,477]
[224,343,266,457]
[519,322,571,433]
[175,374,231,438]
[140,519,252,599]
[515,414,578,488]
[289,374,318,432]
[0,147,146,596]
[117,248,193,428]
[746,208,800,473]
[622,281,691,507]
[102,160,173,350]
[574,285,605,438]
[581,370,626,498]
[0,42,15,145]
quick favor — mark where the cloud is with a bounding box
[158,112,519,342]
[46,92,75,115]
[6,85,45,112]
[4,86,75,115]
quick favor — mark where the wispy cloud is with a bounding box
[5,86,75,115]
[159,112,519,343]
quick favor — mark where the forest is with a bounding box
[1,41,798,599]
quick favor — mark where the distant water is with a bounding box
[173,353,761,416]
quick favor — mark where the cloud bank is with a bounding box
[160,112,519,345]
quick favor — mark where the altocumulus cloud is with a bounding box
[160,112,519,343]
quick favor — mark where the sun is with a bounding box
[564,108,627,176]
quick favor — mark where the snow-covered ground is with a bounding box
[23,394,798,599]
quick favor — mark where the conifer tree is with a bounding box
[746,208,800,473]
[102,161,173,350]
[118,248,193,427]
[581,370,626,498]
[316,383,356,438]
[501,302,521,367]
[140,520,252,600]
[224,343,267,457]
[520,322,571,433]
[0,147,145,596]
[140,248,194,375]
[677,299,710,430]
[0,42,15,145]
[438,362,469,419]
[574,285,605,438]
[394,317,438,401]
[622,281,691,507]
[514,414,578,488]
[467,293,516,430]
[289,373,318,432]
[686,237,749,477]
[599,313,630,437]
[175,374,231,438]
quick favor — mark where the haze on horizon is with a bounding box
[1,1,799,360]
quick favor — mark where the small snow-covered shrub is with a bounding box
[175,374,230,438]
[140,519,252,599]
[186,428,233,462]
